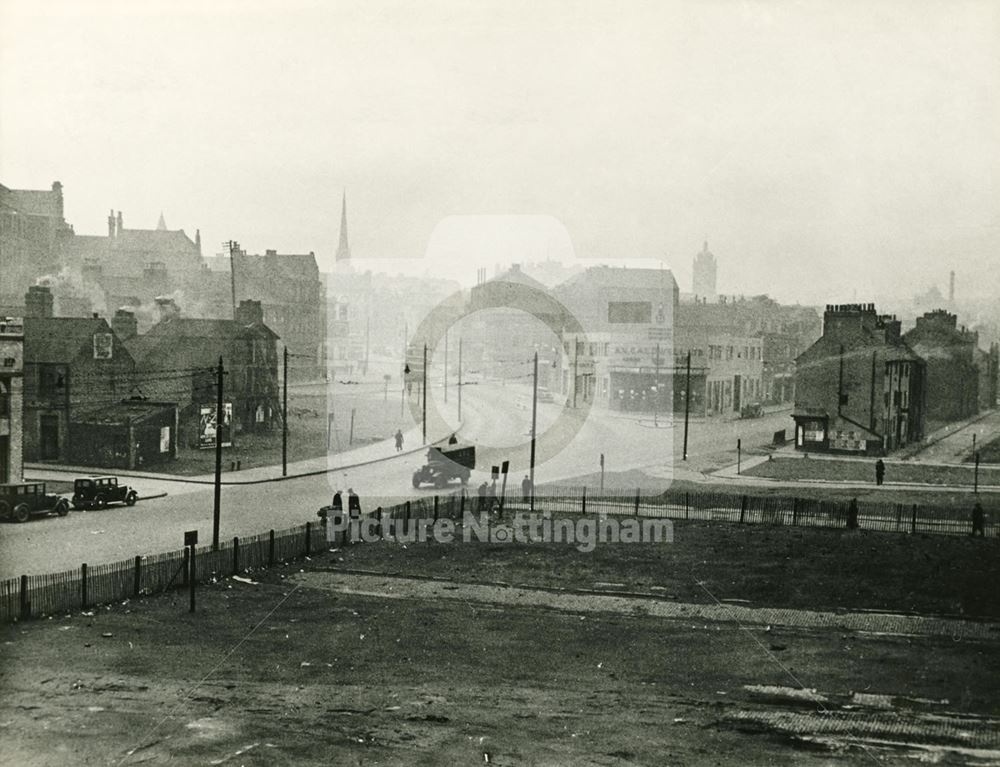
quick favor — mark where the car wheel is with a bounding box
[13,504,30,523]
[412,473,422,489]
[0,501,8,521]
[55,499,70,517]
[125,491,138,507]
[94,494,107,509]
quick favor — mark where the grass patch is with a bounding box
[744,456,1000,487]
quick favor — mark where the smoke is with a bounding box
[35,266,108,317]
[124,288,215,333]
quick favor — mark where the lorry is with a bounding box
[412,444,475,489]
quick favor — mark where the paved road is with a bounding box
[3,385,791,578]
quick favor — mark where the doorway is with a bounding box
[40,414,60,461]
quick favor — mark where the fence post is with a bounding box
[792,497,798,526]
[19,574,28,620]
[895,504,902,532]
[133,556,142,598]
[268,530,276,566]
[582,486,587,515]
[739,496,747,524]
[81,563,88,609]
[305,522,312,555]
[911,505,917,534]
[232,536,240,574]
[460,490,466,515]
[634,489,641,516]
[182,548,190,586]
[434,495,439,522]
[685,491,689,520]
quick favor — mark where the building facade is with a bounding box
[0,317,24,483]
[673,327,763,416]
[793,304,926,454]
[554,266,678,412]
[903,310,982,424]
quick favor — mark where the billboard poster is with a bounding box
[93,332,113,360]
[198,403,233,449]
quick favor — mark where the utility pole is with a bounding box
[653,342,660,427]
[401,322,408,417]
[226,241,240,320]
[422,343,428,444]
[458,338,463,421]
[364,314,370,376]
[444,328,449,404]
[683,351,691,461]
[530,351,538,511]
[212,356,224,550]
[573,338,579,409]
[282,345,288,477]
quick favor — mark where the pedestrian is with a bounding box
[875,458,885,486]
[521,474,532,504]
[846,498,859,530]
[972,501,985,537]
[348,488,361,516]
[448,432,458,445]
[394,429,404,452]
[331,489,343,514]
[477,481,488,512]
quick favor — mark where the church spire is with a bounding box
[335,191,351,263]
[156,212,167,231]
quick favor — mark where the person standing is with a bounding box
[521,474,532,504]
[477,481,488,512]
[846,498,859,530]
[487,480,498,515]
[875,459,885,486]
[348,488,361,517]
[972,501,985,537]
[394,429,404,452]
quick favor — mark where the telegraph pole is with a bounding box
[653,342,660,427]
[530,351,538,511]
[282,345,288,477]
[422,343,428,444]
[401,322,407,417]
[458,338,463,421]
[573,338,579,408]
[683,351,691,461]
[212,356,224,550]
[444,328,449,404]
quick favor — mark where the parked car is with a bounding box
[412,444,475,488]
[0,483,70,523]
[72,476,139,509]
[740,403,764,419]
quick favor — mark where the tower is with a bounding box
[335,191,351,264]
[156,212,167,231]
[692,240,717,301]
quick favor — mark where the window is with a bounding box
[39,365,67,396]
[608,301,652,324]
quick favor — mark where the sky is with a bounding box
[1,0,997,303]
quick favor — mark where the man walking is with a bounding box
[972,501,985,537]
[394,429,404,452]
[875,459,885,486]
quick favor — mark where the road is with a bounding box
[2,382,792,578]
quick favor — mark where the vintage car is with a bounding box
[0,483,70,523]
[72,476,139,509]
[740,403,764,419]
[412,444,475,489]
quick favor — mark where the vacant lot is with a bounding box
[2,527,998,766]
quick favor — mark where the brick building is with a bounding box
[903,310,983,423]
[0,181,73,311]
[124,300,280,446]
[226,249,327,381]
[0,317,24,483]
[22,288,137,463]
[673,327,763,416]
[553,266,678,412]
[793,304,925,454]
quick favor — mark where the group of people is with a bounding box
[330,488,362,516]
[475,474,534,515]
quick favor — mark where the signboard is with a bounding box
[93,333,113,360]
[198,403,233,449]
[159,426,171,453]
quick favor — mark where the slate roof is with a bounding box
[23,317,132,365]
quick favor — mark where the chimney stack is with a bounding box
[949,271,955,303]
[116,210,123,236]
[112,309,138,340]
[153,296,180,323]
[108,209,116,238]
[235,299,264,326]
[25,285,55,318]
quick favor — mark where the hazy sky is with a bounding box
[1,0,997,303]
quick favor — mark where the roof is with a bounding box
[24,317,131,365]
[145,317,278,340]
[0,186,62,218]
[72,400,176,426]
[556,265,678,292]
[127,317,278,369]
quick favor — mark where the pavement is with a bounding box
[25,421,455,494]
[900,407,1000,463]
